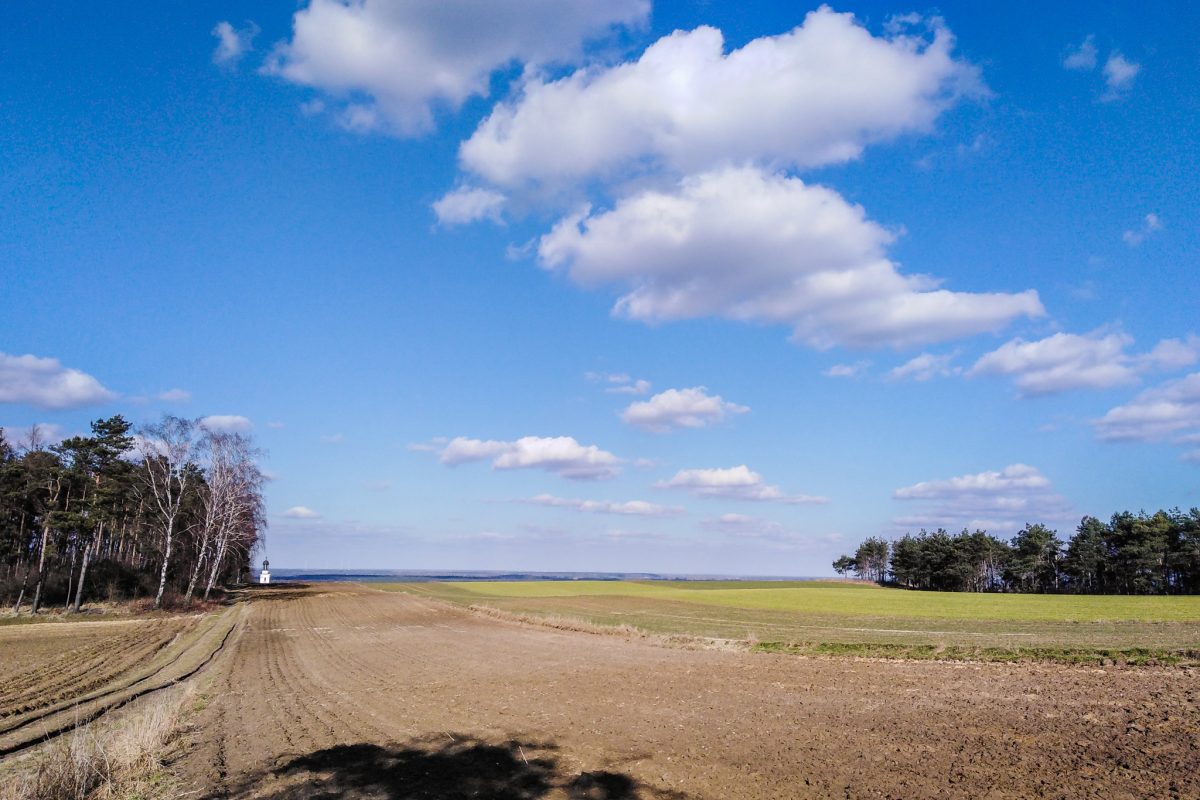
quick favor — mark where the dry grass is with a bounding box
[466,603,749,653]
[0,686,193,800]
[468,603,646,639]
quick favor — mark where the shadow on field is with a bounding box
[211,734,692,799]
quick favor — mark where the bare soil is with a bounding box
[164,583,1199,799]
[0,605,240,756]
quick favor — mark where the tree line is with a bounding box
[0,414,266,614]
[833,510,1200,594]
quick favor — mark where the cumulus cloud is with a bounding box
[893,464,1074,533]
[1063,38,1140,102]
[460,7,982,189]
[1102,52,1140,100]
[586,372,651,395]
[156,388,192,403]
[1062,36,1098,71]
[0,352,116,409]
[970,330,1198,396]
[437,437,512,465]
[212,20,258,67]
[522,493,681,517]
[282,505,321,519]
[198,415,253,433]
[895,464,1051,500]
[655,465,828,504]
[538,166,1042,349]
[265,0,648,135]
[1093,372,1200,447]
[433,187,507,225]
[823,361,870,378]
[1141,336,1200,371]
[608,379,651,396]
[1122,213,1162,246]
[887,352,957,382]
[436,10,1035,352]
[435,435,621,479]
[620,386,748,432]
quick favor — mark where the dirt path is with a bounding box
[170,583,1200,799]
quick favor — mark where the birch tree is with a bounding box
[136,416,198,610]
[187,429,264,605]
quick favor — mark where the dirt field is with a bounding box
[165,583,1198,799]
[3,583,1198,798]
[0,606,240,757]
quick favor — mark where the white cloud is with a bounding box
[436,435,621,479]
[587,372,651,395]
[433,187,507,225]
[607,379,651,395]
[156,388,191,403]
[586,371,629,384]
[971,332,1135,395]
[823,361,870,378]
[620,386,748,432]
[970,330,1197,396]
[1102,52,1140,100]
[1062,36,1097,71]
[895,464,1051,500]
[523,493,681,517]
[893,464,1074,533]
[282,505,321,519]
[0,352,116,409]
[460,8,982,189]
[1141,335,1200,371]
[265,0,648,135]
[320,433,345,444]
[212,20,258,67]
[438,437,513,465]
[267,421,286,429]
[1093,372,1200,445]
[199,415,253,433]
[1122,213,1162,246]
[701,513,785,536]
[655,465,828,504]
[887,352,957,382]
[538,166,1043,349]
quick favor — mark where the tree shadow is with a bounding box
[211,734,693,799]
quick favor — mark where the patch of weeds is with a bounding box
[752,641,1200,667]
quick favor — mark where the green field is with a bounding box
[379,580,1200,664]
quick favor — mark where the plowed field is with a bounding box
[0,605,241,757]
[165,583,1198,799]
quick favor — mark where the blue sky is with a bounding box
[2,1,1197,575]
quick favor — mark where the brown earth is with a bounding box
[160,583,1200,800]
[0,605,240,756]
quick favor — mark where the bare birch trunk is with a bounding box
[154,517,173,610]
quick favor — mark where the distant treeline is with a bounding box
[0,415,265,613]
[834,510,1200,594]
